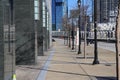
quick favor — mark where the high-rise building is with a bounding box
[92,0,118,23]
[52,0,68,31]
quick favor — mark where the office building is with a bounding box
[52,0,68,31]
[94,0,118,23]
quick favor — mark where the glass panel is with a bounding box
[43,22,45,27]
[43,15,45,19]
[35,13,39,20]
[34,7,39,13]
[34,0,39,20]
[34,1,39,7]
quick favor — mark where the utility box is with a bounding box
[0,0,15,80]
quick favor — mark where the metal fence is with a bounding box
[52,31,116,41]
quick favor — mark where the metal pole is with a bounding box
[84,16,87,58]
[66,6,68,46]
[93,0,99,64]
[68,26,71,47]
[55,0,56,31]
[77,0,81,54]
[78,16,81,54]
[64,32,65,44]
[72,18,74,50]
[10,0,16,79]
[34,20,38,64]
[83,0,86,58]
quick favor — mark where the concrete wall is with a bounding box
[38,0,44,56]
[46,0,52,47]
[0,1,4,79]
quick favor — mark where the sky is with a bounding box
[68,0,92,16]
[68,0,77,16]
[68,0,77,10]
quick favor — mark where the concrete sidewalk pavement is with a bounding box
[41,39,116,80]
[16,38,116,80]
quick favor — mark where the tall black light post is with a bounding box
[77,0,81,54]
[54,0,56,31]
[93,0,99,64]
[68,22,71,47]
[71,18,74,50]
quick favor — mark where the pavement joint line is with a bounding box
[72,56,97,80]
[36,48,55,80]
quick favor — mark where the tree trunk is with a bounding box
[116,1,120,80]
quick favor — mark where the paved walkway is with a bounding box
[16,38,116,80]
[36,39,116,80]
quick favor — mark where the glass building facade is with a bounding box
[52,0,68,31]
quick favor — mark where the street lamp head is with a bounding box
[77,0,81,7]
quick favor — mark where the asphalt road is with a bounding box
[97,42,116,52]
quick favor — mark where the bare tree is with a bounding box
[62,4,90,48]
[115,1,120,80]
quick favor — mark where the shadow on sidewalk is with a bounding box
[40,69,116,80]
[76,56,94,59]
[17,65,117,80]
[41,68,96,77]
[96,76,116,80]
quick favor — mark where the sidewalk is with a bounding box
[38,39,116,80]
[16,50,50,80]
[16,38,116,80]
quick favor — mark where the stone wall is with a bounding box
[15,0,36,64]
[15,0,44,64]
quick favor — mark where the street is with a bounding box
[89,41,116,52]
[97,42,116,52]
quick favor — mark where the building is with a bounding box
[52,0,68,31]
[0,0,15,80]
[15,0,52,64]
[43,0,52,51]
[15,0,40,64]
[0,0,52,79]
[95,0,118,23]
[91,0,118,31]
[45,0,52,49]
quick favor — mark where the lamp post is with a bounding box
[68,23,71,47]
[93,0,99,64]
[77,0,81,54]
[72,18,74,50]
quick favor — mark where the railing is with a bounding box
[81,31,116,40]
[52,31,116,42]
